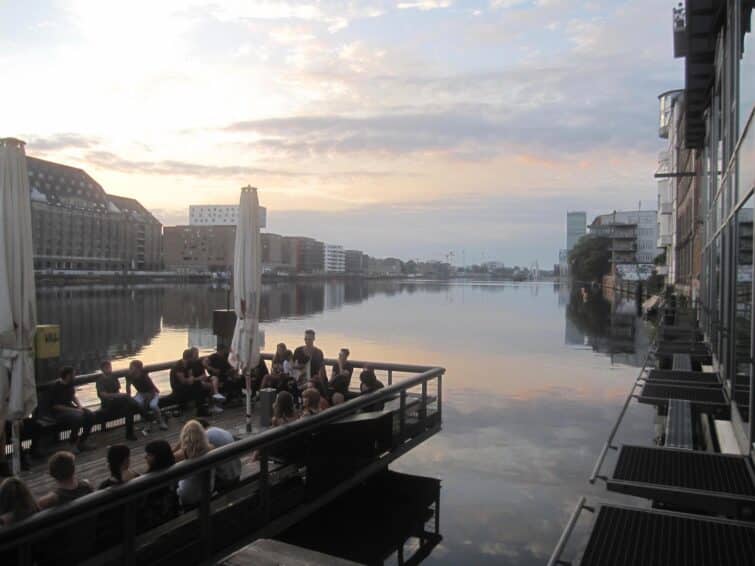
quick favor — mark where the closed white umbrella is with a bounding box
[228,186,262,433]
[0,138,38,474]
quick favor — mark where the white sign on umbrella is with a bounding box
[0,138,38,474]
[228,186,262,433]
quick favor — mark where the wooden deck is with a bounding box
[220,539,360,566]
[20,401,265,498]
[19,393,427,499]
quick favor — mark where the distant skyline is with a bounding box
[1,0,680,265]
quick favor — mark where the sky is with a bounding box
[0,0,683,266]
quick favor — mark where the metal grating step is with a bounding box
[638,383,728,414]
[612,445,755,495]
[665,399,693,449]
[580,505,755,566]
[646,369,720,386]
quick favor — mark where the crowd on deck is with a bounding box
[0,329,387,529]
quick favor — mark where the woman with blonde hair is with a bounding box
[176,420,214,507]
[0,477,39,526]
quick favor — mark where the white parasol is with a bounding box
[228,186,262,433]
[0,138,38,474]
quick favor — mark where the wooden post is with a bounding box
[122,500,137,566]
[388,369,393,385]
[399,390,406,440]
[199,469,213,559]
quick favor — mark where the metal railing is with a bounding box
[0,358,444,566]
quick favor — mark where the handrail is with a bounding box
[35,354,436,391]
[0,363,445,545]
[546,496,591,566]
[588,303,660,484]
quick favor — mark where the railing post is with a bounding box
[420,380,428,421]
[122,500,137,566]
[388,369,393,385]
[260,448,270,521]
[18,543,32,566]
[125,378,134,438]
[399,390,406,440]
[199,469,213,560]
[437,373,443,423]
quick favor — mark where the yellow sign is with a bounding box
[35,325,60,359]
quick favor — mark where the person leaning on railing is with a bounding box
[96,361,148,440]
[126,360,168,434]
[50,367,96,453]
[169,353,215,416]
[0,476,39,527]
[37,450,93,509]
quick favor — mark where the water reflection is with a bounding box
[35,280,656,565]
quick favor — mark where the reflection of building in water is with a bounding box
[564,290,650,367]
[564,317,586,346]
[324,281,345,310]
[36,286,164,374]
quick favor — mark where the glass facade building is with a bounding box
[678,0,755,452]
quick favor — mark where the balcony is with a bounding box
[660,201,673,215]
[658,234,673,246]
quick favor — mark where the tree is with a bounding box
[568,235,610,283]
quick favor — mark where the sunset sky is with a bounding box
[1,0,681,265]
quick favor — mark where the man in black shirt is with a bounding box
[96,361,147,432]
[170,354,216,415]
[204,345,244,399]
[329,348,354,400]
[292,329,326,385]
[50,367,96,452]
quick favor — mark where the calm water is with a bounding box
[36,280,658,565]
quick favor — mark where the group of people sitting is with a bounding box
[0,328,388,530]
[0,418,242,528]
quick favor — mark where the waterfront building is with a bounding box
[368,257,403,276]
[566,211,587,251]
[656,90,683,284]
[345,249,369,275]
[261,232,295,273]
[324,244,346,273]
[162,225,235,272]
[672,0,755,449]
[285,236,325,273]
[189,204,267,227]
[590,210,659,266]
[26,156,162,271]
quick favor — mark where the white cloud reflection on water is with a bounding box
[45,281,657,564]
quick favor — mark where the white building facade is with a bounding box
[189,204,267,227]
[656,89,684,283]
[324,244,345,273]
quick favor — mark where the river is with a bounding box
[35,280,658,565]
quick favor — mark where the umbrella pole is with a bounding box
[245,374,252,434]
[11,420,21,474]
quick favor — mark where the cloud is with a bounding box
[397,0,453,10]
[83,150,304,178]
[25,133,101,152]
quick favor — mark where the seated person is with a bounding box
[99,444,140,489]
[272,391,298,426]
[248,356,269,396]
[0,477,39,527]
[198,420,241,492]
[306,379,330,411]
[140,440,179,530]
[204,345,241,399]
[170,352,217,415]
[272,343,294,377]
[329,348,354,400]
[97,361,147,428]
[191,347,225,402]
[300,388,322,417]
[331,392,345,406]
[175,420,214,508]
[50,367,96,453]
[359,366,385,412]
[127,360,168,433]
[38,451,93,509]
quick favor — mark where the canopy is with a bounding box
[0,138,38,463]
[229,186,262,374]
